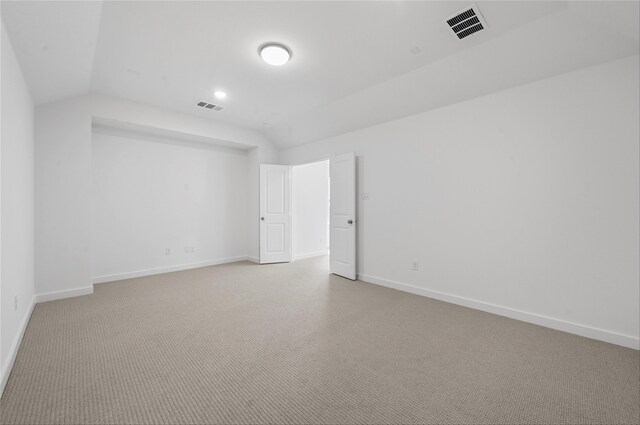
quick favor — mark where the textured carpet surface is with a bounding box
[1,256,638,424]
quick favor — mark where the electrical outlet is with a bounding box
[189,246,195,253]
[184,246,189,253]
[361,192,370,200]
[411,261,419,271]
[184,184,190,191]
[165,248,171,255]
[14,296,18,311]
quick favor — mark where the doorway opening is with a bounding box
[291,160,330,261]
[259,153,356,279]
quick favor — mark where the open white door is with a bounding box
[330,152,356,280]
[260,164,292,264]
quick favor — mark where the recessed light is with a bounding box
[214,91,227,100]
[259,43,292,66]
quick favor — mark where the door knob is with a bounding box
[347,219,353,224]
[261,217,265,221]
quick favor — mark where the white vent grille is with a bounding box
[445,5,487,40]
[196,101,224,111]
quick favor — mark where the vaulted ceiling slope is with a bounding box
[2,1,639,148]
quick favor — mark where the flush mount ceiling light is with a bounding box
[213,91,227,100]
[259,42,292,66]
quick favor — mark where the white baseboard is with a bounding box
[293,250,329,261]
[358,273,639,350]
[1,297,35,397]
[35,286,94,303]
[92,256,249,284]
[246,256,259,264]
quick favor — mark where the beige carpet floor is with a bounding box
[1,256,638,424]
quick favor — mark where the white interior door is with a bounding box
[330,152,356,279]
[260,164,292,264]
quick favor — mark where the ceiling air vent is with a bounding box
[196,101,224,111]
[445,5,487,40]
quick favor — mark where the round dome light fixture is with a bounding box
[213,90,227,100]
[259,42,292,66]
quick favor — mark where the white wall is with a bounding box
[292,161,329,260]
[280,56,640,348]
[34,97,92,299]
[1,21,35,391]
[35,94,279,296]
[87,94,280,265]
[91,127,248,281]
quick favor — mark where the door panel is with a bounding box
[260,164,291,264]
[266,223,285,253]
[330,153,356,279]
[266,169,285,214]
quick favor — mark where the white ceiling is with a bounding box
[1,1,102,104]
[2,1,639,148]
